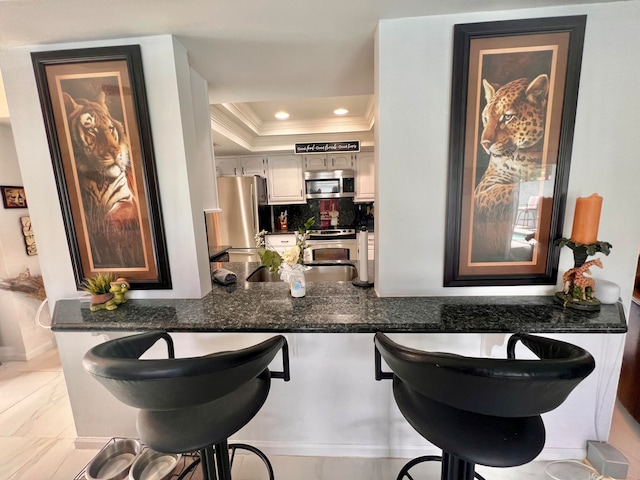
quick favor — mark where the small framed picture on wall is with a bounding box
[1,185,28,208]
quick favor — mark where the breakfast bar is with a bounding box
[52,262,626,334]
[51,261,627,461]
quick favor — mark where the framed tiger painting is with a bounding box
[443,16,586,287]
[32,45,171,290]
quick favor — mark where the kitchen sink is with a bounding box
[246,264,358,283]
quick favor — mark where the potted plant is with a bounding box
[82,272,115,310]
[255,217,315,297]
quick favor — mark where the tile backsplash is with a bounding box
[266,199,374,232]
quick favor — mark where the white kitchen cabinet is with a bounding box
[266,234,297,254]
[355,152,375,201]
[216,157,239,176]
[266,155,305,204]
[304,155,328,171]
[240,156,266,176]
[330,153,354,170]
[216,156,266,177]
[304,153,354,171]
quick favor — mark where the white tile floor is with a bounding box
[1,347,638,480]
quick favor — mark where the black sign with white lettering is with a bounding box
[294,141,360,154]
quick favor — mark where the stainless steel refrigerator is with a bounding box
[206,176,269,262]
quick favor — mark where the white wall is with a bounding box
[0,35,215,303]
[0,70,8,118]
[0,123,55,360]
[0,124,41,278]
[375,2,640,305]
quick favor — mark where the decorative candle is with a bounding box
[570,194,603,245]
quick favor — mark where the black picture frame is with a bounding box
[444,16,586,287]
[32,45,171,290]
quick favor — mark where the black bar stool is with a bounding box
[83,332,290,480]
[374,332,595,480]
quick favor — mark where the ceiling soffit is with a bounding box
[209,96,375,155]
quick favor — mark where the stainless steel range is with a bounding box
[304,228,357,262]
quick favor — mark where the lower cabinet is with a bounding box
[265,234,296,254]
[618,277,640,422]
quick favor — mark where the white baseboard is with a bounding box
[74,437,114,450]
[0,340,57,362]
[24,339,56,360]
[243,442,585,460]
[0,346,26,362]
[73,436,586,462]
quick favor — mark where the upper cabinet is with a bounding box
[354,152,375,202]
[266,155,305,204]
[304,155,328,171]
[240,156,266,176]
[330,153,354,170]
[216,150,370,203]
[216,156,266,177]
[303,154,354,171]
[216,157,240,176]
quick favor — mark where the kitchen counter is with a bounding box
[51,262,627,334]
[51,261,627,458]
[208,245,232,261]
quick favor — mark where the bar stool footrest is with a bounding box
[229,443,275,480]
[396,454,487,480]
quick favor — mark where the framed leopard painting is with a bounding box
[444,16,586,287]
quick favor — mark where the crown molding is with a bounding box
[209,105,254,151]
[220,103,262,135]
[364,96,375,130]
[210,99,376,155]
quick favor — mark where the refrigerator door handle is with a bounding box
[251,183,259,234]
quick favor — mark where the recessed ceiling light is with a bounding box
[275,111,290,120]
[333,108,349,116]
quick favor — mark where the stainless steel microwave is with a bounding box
[305,170,355,199]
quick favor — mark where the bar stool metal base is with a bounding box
[396,453,487,480]
[179,442,275,480]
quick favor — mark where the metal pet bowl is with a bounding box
[128,449,181,480]
[85,439,142,480]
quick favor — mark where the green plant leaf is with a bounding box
[258,248,282,273]
[81,272,115,294]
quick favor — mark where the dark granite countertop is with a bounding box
[51,262,627,334]
[208,245,232,260]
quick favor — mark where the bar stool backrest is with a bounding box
[83,332,287,411]
[374,332,595,418]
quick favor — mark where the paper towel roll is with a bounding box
[358,229,368,282]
